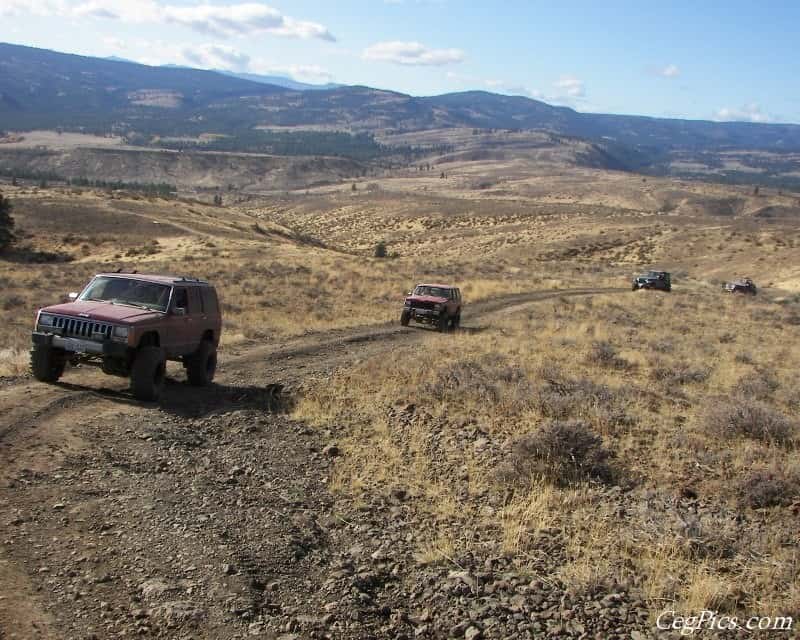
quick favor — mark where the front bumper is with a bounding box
[32,331,130,358]
[407,307,443,323]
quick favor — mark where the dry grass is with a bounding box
[0,185,582,372]
[295,292,800,617]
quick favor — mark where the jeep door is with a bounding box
[166,286,194,356]
[446,288,459,316]
[187,286,206,348]
[200,287,222,346]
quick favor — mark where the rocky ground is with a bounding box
[0,290,768,640]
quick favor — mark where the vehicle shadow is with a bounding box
[405,323,488,335]
[53,379,291,418]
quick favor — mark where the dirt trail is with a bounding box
[0,287,621,640]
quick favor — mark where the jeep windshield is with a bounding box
[79,276,171,312]
[413,286,450,298]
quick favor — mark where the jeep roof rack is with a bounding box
[173,276,209,284]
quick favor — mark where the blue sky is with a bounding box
[2,0,799,123]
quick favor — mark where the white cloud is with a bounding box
[251,61,333,82]
[181,43,250,71]
[553,75,585,98]
[0,0,65,16]
[121,40,333,83]
[713,104,772,123]
[2,1,335,41]
[161,3,334,40]
[659,64,680,78]
[363,41,464,66]
[102,36,127,49]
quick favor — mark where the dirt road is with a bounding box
[0,288,622,640]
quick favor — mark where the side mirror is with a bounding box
[67,292,78,301]
[173,307,187,316]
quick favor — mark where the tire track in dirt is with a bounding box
[0,286,622,639]
[0,287,623,447]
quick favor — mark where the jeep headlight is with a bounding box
[112,325,129,341]
[38,313,55,328]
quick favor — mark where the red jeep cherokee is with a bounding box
[401,283,462,331]
[31,273,222,401]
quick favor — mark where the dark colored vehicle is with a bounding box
[723,278,757,295]
[401,283,462,332]
[632,270,671,292]
[31,273,222,401]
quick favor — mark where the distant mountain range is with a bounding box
[216,71,340,92]
[1,42,800,186]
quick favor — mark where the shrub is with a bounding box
[2,294,25,311]
[535,369,616,419]
[734,370,779,400]
[503,420,612,487]
[650,360,710,386]
[588,341,630,370]
[374,241,388,258]
[736,470,799,508]
[704,398,796,444]
[425,354,530,410]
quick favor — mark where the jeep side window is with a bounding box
[201,288,219,314]
[173,288,189,312]
[188,287,203,314]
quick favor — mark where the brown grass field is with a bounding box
[1,155,799,626]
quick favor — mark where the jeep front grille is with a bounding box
[52,316,113,340]
[412,301,435,310]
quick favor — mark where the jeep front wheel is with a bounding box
[30,344,65,383]
[400,310,410,326]
[437,312,449,332]
[186,340,217,386]
[451,312,461,330]
[130,346,166,401]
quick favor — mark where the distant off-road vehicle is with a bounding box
[31,273,222,401]
[401,283,462,331]
[723,277,757,295]
[632,270,671,292]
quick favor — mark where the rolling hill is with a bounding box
[2,42,800,187]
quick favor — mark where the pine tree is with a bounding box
[0,193,15,252]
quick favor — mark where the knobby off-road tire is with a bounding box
[186,340,217,386]
[130,346,166,402]
[30,344,65,383]
[400,310,410,327]
[451,312,461,330]
[437,313,449,333]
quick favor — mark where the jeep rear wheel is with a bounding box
[186,340,217,386]
[130,346,165,401]
[30,344,65,383]
[400,310,410,326]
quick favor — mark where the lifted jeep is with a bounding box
[632,270,671,292]
[31,273,222,401]
[723,277,757,295]
[401,283,462,332]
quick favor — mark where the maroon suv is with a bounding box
[401,283,462,331]
[31,273,222,401]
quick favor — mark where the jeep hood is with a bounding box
[40,301,164,323]
[406,294,448,304]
